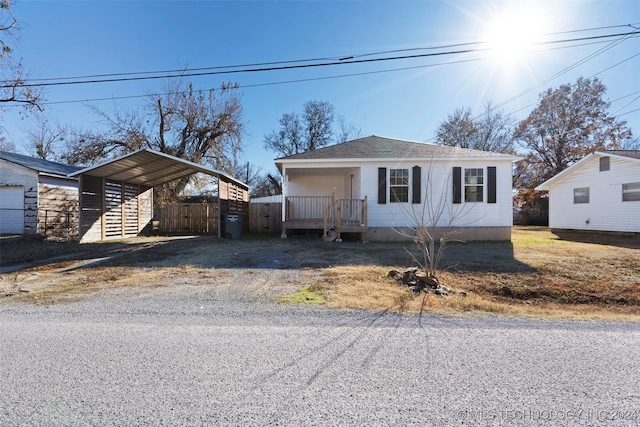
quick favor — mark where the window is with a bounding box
[623,183,640,202]
[464,168,483,202]
[599,156,610,172]
[574,187,589,204]
[390,169,409,202]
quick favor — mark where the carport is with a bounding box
[69,149,248,243]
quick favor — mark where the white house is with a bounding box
[0,151,82,236]
[275,136,522,241]
[535,150,640,233]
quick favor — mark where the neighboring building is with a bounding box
[0,151,82,237]
[0,149,249,242]
[275,135,522,241]
[536,150,640,233]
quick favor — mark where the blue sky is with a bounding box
[3,0,639,177]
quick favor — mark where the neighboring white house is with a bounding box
[0,151,82,236]
[275,135,522,241]
[535,150,640,233]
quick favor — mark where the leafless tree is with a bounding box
[264,100,335,157]
[25,116,67,160]
[435,102,516,153]
[393,164,480,281]
[0,1,41,112]
[335,114,361,144]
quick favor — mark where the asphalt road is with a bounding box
[1,293,640,426]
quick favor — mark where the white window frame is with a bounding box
[389,169,409,203]
[464,168,483,202]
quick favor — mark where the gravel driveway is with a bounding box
[1,291,639,426]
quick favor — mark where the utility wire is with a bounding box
[29,36,640,107]
[5,30,639,89]
[22,23,640,84]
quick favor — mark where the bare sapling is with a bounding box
[391,164,482,293]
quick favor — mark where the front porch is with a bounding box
[282,195,368,241]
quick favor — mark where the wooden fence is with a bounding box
[157,203,219,235]
[249,202,282,233]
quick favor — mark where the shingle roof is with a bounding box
[602,150,640,160]
[275,135,519,162]
[0,151,83,177]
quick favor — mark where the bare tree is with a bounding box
[25,116,67,160]
[435,107,477,149]
[264,100,335,157]
[435,103,516,153]
[63,78,244,203]
[623,136,640,150]
[0,1,40,111]
[0,134,14,151]
[393,164,480,282]
[335,114,362,144]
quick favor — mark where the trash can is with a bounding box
[222,212,244,239]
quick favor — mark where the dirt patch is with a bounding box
[1,229,640,320]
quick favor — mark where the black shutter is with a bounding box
[452,167,462,204]
[487,166,497,204]
[378,167,387,204]
[412,166,421,203]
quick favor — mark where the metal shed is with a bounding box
[69,149,248,243]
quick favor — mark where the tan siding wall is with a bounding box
[79,175,104,243]
[37,177,79,238]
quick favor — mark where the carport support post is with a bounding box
[217,177,221,238]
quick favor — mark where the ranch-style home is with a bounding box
[0,151,82,237]
[275,135,522,241]
[535,150,640,233]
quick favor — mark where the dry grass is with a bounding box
[308,227,640,320]
[3,228,639,320]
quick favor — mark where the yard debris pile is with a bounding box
[389,267,457,295]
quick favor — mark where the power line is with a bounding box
[6,30,639,90]
[30,36,640,107]
[23,23,640,84]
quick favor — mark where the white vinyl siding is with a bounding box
[546,155,640,232]
[362,161,514,228]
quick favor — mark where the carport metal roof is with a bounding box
[68,148,248,189]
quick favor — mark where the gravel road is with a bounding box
[1,291,640,426]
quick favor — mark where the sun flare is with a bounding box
[484,6,548,64]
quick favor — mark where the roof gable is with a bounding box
[0,151,82,177]
[275,135,520,163]
[536,150,640,191]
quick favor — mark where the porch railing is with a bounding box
[283,195,367,237]
[285,196,333,222]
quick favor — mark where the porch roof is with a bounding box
[275,135,521,170]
